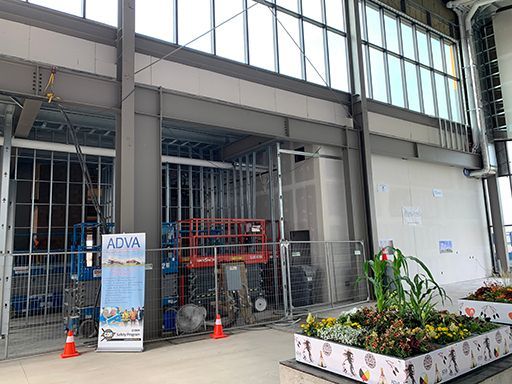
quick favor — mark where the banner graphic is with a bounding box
[97,233,145,352]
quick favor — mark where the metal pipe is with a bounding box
[448,0,497,178]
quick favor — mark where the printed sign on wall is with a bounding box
[97,233,145,352]
[402,207,422,225]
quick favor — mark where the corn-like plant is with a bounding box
[360,249,390,312]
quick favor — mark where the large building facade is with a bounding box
[0,0,511,355]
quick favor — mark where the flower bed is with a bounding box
[294,248,512,383]
[295,324,511,384]
[459,282,512,325]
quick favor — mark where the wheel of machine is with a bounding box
[254,296,267,312]
[78,319,98,338]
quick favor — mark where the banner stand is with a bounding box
[97,233,146,352]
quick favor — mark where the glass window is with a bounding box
[362,45,370,97]
[29,0,82,16]
[325,0,344,31]
[431,37,443,72]
[327,32,349,91]
[435,73,449,119]
[369,47,387,102]
[136,0,173,42]
[388,55,404,107]
[401,22,415,60]
[86,0,117,26]
[404,62,421,112]
[178,0,212,53]
[416,29,430,66]
[365,5,382,46]
[304,22,326,85]
[248,3,275,71]
[277,0,298,13]
[302,0,323,22]
[444,42,457,77]
[359,1,365,40]
[448,78,462,122]
[384,14,399,53]
[215,0,245,62]
[420,68,435,115]
[277,12,302,79]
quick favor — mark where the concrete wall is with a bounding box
[0,17,350,128]
[371,154,492,284]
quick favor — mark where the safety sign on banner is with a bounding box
[97,233,145,352]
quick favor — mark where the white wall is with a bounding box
[0,18,350,128]
[372,154,492,284]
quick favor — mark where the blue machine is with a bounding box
[65,222,114,337]
[161,222,179,332]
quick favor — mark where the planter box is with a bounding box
[459,298,512,325]
[294,325,511,384]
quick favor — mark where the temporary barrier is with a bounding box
[0,240,368,359]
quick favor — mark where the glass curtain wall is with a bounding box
[359,0,464,123]
[22,0,350,92]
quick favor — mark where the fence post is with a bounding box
[279,241,290,318]
[214,246,219,317]
[324,242,333,307]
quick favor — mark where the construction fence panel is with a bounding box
[0,240,367,359]
[286,241,369,314]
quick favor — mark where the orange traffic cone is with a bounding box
[210,314,228,339]
[60,330,80,358]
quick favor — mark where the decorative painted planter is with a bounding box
[294,325,511,384]
[459,298,512,325]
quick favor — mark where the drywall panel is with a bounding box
[369,111,441,146]
[0,18,29,58]
[239,79,277,112]
[372,154,492,284]
[198,70,240,104]
[94,43,116,78]
[29,26,96,73]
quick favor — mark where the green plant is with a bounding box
[317,323,363,345]
[360,249,390,312]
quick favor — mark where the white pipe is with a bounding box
[449,1,497,178]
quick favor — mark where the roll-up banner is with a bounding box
[97,233,145,352]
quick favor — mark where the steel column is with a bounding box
[0,105,15,340]
[487,176,509,272]
[116,1,162,339]
[344,0,379,255]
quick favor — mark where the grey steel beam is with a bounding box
[487,176,509,273]
[345,0,379,254]
[14,99,42,138]
[370,134,482,170]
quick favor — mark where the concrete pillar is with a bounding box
[116,0,162,339]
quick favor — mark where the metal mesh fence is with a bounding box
[285,241,369,313]
[0,240,368,359]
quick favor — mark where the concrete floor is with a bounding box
[0,277,497,384]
